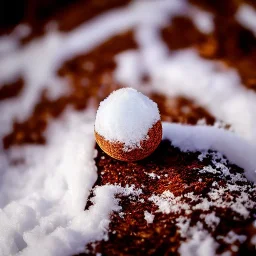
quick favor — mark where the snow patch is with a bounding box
[179,222,218,256]
[0,109,98,255]
[21,184,141,256]
[236,4,256,36]
[163,123,256,182]
[0,0,214,137]
[144,211,154,224]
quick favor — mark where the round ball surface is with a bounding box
[94,88,162,161]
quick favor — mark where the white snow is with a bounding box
[151,171,255,255]
[145,172,160,179]
[189,6,214,34]
[0,24,31,56]
[176,216,191,237]
[0,0,213,138]
[162,123,256,182]
[0,106,142,256]
[20,184,141,256]
[149,191,191,215]
[179,230,217,256]
[0,31,70,139]
[220,231,247,244]
[204,213,220,230]
[144,211,154,224]
[0,0,256,255]
[114,51,145,87]
[129,48,256,144]
[95,88,160,151]
[0,108,97,255]
[148,148,256,255]
[149,149,256,254]
[236,4,256,36]
[178,222,218,256]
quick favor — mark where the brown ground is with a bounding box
[1,0,131,44]
[0,77,24,101]
[162,1,256,91]
[1,0,256,255]
[3,31,137,148]
[78,142,256,256]
[2,26,216,149]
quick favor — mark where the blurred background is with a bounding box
[1,0,256,148]
[1,0,74,30]
[0,2,256,256]
[0,0,130,36]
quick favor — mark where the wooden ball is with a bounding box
[95,120,162,161]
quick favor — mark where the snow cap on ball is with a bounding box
[95,88,160,150]
[95,88,162,161]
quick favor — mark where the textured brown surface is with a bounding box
[95,120,162,161]
[3,31,137,149]
[161,16,208,51]
[1,1,256,255]
[25,0,131,44]
[77,142,256,256]
[162,1,256,91]
[2,24,218,149]
[151,94,216,125]
[1,0,131,44]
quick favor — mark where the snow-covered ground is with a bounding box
[0,1,256,255]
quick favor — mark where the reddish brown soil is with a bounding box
[2,27,216,149]
[151,94,215,125]
[3,31,137,148]
[162,1,256,91]
[0,77,24,101]
[1,1,256,255]
[23,0,131,44]
[1,0,131,44]
[76,142,256,256]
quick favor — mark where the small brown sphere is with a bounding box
[94,88,162,161]
[95,120,162,161]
